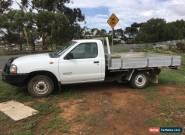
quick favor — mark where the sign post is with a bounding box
[112,28,114,46]
[107,13,119,47]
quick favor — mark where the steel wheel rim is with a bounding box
[135,74,146,87]
[33,80,49,95]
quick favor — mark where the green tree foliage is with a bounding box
[32,0,84,50]
[124,23,139,39]
[0,0,84,51]
[0,9,37,51]
[134,18,185,43]
[36,11,69,50]
[25,12,38,51]
[135,19,166,43]
[0,0,12,13]
[0,10,25,50]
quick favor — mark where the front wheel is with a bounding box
[27,75,54,97]
[130,72,149,89]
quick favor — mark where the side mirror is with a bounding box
[65,52,74,60]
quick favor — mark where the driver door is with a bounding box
[59,42,102,84]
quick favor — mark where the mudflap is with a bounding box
[150,75,159,84]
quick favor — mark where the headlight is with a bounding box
[10,64,17,74]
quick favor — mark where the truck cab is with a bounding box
[58,39,105,84]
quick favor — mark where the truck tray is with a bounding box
[108,52,181,70]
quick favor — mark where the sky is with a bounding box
[12,0,185,30]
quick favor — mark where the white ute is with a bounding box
[2,37,181,97]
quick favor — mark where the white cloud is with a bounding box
[11,0,21,9]
[11,0,185,29]
[68,0,185,29]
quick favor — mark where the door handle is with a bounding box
[63,72,72,75]
[94,61,99,64]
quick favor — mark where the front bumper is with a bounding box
[2,73,29,86]
[2,57,28,87]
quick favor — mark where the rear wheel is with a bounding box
[28,75,54,97]
[130,72,149,89]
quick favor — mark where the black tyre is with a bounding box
[130,72,149,89]
[28,75,54,97]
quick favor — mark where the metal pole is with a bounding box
[112,28,114,47]
[111,28,114,53]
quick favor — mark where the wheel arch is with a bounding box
[26,70,59,90]
[126,68,161,81]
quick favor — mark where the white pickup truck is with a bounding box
[2,38,181,97]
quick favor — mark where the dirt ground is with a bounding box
[30,82,185,135]
[0,81,185,135]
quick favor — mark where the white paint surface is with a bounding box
[0,100,38,121]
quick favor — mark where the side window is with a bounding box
[70,43,98,59]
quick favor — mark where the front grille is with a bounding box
[3,64,10,74]
[3,57,16,74]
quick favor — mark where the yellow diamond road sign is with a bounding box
[107,13,119,29]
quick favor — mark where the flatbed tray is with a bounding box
[108,52,181,70]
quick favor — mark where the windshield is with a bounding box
[49,41,76,57]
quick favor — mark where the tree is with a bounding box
[73,24,83,39]
[171,20,185,40]
[0,0,85,51]
[0,0,12,13]
[125,26,138,39]
[32,0,84,50]
[0,0,12,43]
[99,29,107,36]
[25,12,38,51]
[124,22,141,40]
[0,0,37,51]
[0,10,23,50]
[123,19,185,43]
[135,18,166,43]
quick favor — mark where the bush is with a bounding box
[176,42,185,51]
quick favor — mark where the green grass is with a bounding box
[142,86,159,101]
[74,113,107,135]
[0,114,40,135]
[0,76,65,135]
[159,69,185,85]
[62,90,79,99]
[145,117,176,127]
[75,112,106,127]
[157,53,185,85]
[0,101,63,135]
[14,130,32,135]
[61,87,83,100]
[32,101,61,115]
[14,117,39,135]
[159,97,185,115]
[58,117,71,133]
[0,76,33,102]
[0,112,8,122]
[45,116,70,134]
[142,53,185,128]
